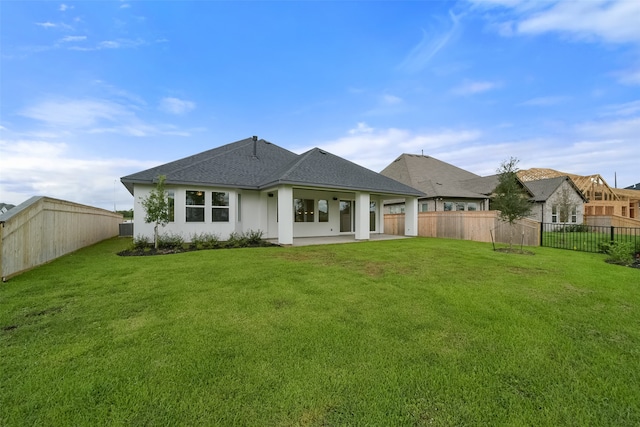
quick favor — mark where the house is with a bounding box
[521,176,587,224]
[120,137,424,245]
[379,155,587,225]
[518,168,640,222]
[379,154,491,213]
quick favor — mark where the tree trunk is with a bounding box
[154,223,159,249]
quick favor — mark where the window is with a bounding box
[389,205,404,214]
[369,201,376,232]
[186,190,205,222]
[294,199,314,222]
[467,202,478,211]
[318,199,329,222]
[212,192,229,222]
[167,190,175,222]
[571,206,577,223]
[420,203,429,212]
[551,205,558,223]
[444,202,453,211]
[456,202,465,211]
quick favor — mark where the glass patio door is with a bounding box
[340,200,354,232]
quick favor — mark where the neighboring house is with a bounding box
[379,155,588,225]
[120,137,424,245]
[625,183,640,191]
[522,176,587,224]
[379,154,491,213]
[0,203,16,215]
[519,168,640,221]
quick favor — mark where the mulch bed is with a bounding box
[118,242,279,256]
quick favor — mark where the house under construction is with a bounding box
[518,168,640,226]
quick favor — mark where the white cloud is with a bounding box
[18,97,193,137]
[159,97,196,115]
[35,22,57,28]
[614,67,640,86]
[471,0,640,45]
[452,80,500,95]
[518,96,569,106]
[381,94,403,105]
[397,10,461,73]
[517,1,640,44]
[0,139,156,209]
[59,4,73,12]
[303,123,482,172]
[20,99,131,128]
[59,35,87,43]
[600,100,640,117]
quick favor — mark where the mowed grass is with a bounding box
[1,237,639,426]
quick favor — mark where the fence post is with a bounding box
[610,225,615,242]
[540,222,543,247]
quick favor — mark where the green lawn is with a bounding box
[1,237,639,426]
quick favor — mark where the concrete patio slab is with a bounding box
[268,234,411,247]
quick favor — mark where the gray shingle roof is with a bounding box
[380,154,485,198]
[121,138,423,197]
[523,176,586,202]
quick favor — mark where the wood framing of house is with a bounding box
[518,168,640,222]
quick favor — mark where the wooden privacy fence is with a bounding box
[0,196,123,280]
[586,214,640,229]
[384,211,540,246]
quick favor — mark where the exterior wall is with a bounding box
[0,197,122,280]
[387,197,490,214]
[542,181,585,224]
[133,184,241,242]
[132,184,388,242]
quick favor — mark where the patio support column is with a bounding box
[355,192,370,241]
[405,196,418,236]
[277,185,294,246]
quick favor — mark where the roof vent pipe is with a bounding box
[252,135,258,157]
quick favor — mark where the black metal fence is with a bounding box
[541,223,640,253]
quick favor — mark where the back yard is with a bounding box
[1,237,639,426]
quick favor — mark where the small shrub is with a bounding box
[225,231,248,248]
[132,234,150,250]
[157,232,185,249]
[190,232,220,249]
[604,241,634,265]
[245,229,264,245]
[201,232,221,249]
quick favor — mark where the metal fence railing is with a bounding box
[541,223,640,253]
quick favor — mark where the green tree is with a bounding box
[492,157,533,249]
[556,185,577,223]
[140,175,170,249]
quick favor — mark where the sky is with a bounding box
[1,0,639,211]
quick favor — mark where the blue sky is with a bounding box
[1,0,639,210]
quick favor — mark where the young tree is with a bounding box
[556,185,578,224]
[492,157,533,249]
[140,175,170,249]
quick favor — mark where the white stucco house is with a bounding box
[121,137,424,245]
